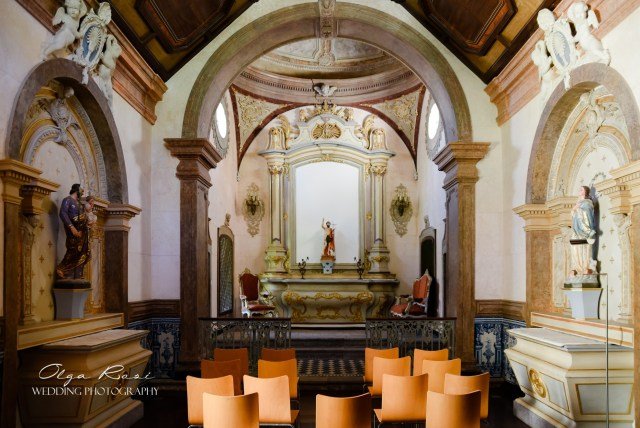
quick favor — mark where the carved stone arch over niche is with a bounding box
[181,2,472,145]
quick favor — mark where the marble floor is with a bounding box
[132,380,528,427]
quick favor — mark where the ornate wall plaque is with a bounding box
[242,183,264,237]
[390,184,413,237]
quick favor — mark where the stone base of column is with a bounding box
[264,244,289,273]
[368,244,390,273]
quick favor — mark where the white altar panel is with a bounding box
[295,162,360,263]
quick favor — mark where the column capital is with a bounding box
[0,159,42,205]
[104,203,141,232]
[20,178,59,216]
[595,160,640,213]
[165,138,222,186]
[433,142,491,189]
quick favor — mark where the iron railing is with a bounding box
[199,317,291,375]
[365,317,456,358]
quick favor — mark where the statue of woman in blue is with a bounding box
[569,185,596,276]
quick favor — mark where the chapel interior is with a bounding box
[0,0,639,427]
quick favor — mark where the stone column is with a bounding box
[368,156,392,273]
[0,159,43,428]
[262,154,288,273]
[165,138,221,367]
[19,179,59,325]
[104,203,141,324]
[433,142,489,365]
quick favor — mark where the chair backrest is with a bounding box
[380,373,429,423]
[426,390,481,428]
[239,271,260,301]
[364,347,399,383]
[444,372,490,419]
[421,358,462,393]
[316,393,372,428]
[213,347,249,377]
[200,359,243,395]
[261,347,296,362]
[413,348,449,375]
[370,356,411,396]
[413,272,431,300]
[243,375,291,424]
[186,375,235,425]
[203,392,260,428]
[257,358,298,399]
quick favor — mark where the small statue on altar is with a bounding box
[321,218,336,260]
[569,185,597,276]
[56,184,92,279]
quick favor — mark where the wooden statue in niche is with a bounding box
[321,218,336,260]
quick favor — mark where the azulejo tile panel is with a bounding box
[474,317,525,384]
[128,317,180,379]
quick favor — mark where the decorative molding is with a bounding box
[128,299,180,323]
[476,299,526,321]
[242,183,265,237]
[17,0,167,124]
[389,184,413,237]
[485,0,640,125]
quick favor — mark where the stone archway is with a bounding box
[1,59,135,427]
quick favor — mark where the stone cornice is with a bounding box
[0,159,43,205]
[433,142,491,189]
[165,138,222,186]
[104,203,141,232]
[20,178,60,215]
[485,0,640,125]
[595,160,640,211]
[514,196,576,230]
[16,0,167,124]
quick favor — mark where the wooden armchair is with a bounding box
[390,271,431,318]
[239,269,277,318]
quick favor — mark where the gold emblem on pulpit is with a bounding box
[528,369,548,399]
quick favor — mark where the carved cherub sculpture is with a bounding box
[531,40,555,96]
[41,0,87,59]
[96,35,121,105]
[568,2,610,64]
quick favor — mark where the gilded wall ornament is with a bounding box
[528,369,548,399]
[234,90,284,146]
[390,184,413,237]
[312,122,342,139]
[242,183,264,237]
[267,115,296,150]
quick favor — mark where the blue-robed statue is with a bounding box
[56,183,91,279]
[569,185,596,276]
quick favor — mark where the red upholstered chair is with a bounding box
[390,271,431,318]
[239,269,277,318]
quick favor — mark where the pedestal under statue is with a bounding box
[564,186,602,319]
[53,184,93,319]
[321,218,336,274]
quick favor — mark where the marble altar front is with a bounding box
[505,327,634,427]
[261,276,398,323]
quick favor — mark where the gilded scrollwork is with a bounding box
[390,184,413,237]
[242,183,264,237]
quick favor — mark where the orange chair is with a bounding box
[412,348,449,375]
[363,347,399,385]
[243,375,299,427]
[200,359,242,395]
[426,390,481,428]
[390,272,431,317]
[257,358,299,400]
[444,372,490,420]
[186,375,234,427]
[202,391,260,428]
[368,356,411,397]
[261,347,296,362]
[316,393,372,428]
[213,347,249,377]
[421,358,462,393]
[373,373,428,427]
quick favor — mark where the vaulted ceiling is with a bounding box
[107,0,560,83]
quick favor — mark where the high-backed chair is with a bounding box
[368,356,411,397]
[412,348,449,375]
[202,392,260,428]
[426,390,481,428]
[444,372,490,420]
[243,375,299,427]
[239,270,276,317]
[363,347,399,385]
[373,373,428,427]
[213,347,249,378]
[390,271,431,318]
[316,393,372,428]
[257,358,299,400]
[200,359,242,395]
[421,358,462,393]
[261,347,296,362]
[186,375,234,427]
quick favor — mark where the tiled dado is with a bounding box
[474,317,526,384]
[128,318,180,379]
